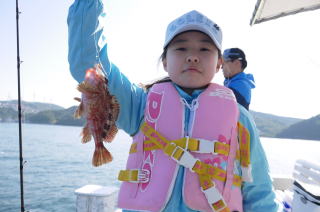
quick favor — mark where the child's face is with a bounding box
[163,31,221,89]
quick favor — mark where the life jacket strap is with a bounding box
[199,175,231,212]
[237,122,252,182]
[142,123,235,212]
[123,123,242,186]
[165,143,199,170]
[129,137,239,159]
[118,169,150,183]
[140,122,242,186]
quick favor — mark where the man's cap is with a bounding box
[163,10,222,50]
[223,48,247,69]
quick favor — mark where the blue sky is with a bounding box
[1,0,320,119]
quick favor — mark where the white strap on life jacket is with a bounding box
[241,165,253,182]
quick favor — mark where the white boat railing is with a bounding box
[273,159,320,191]
[273,159,320,212]
[293,159,320,186]
[74,159,320,212]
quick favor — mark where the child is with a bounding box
[222,48,255,110]
[68,1,281,211]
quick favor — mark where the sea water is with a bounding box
[0,123,319,212]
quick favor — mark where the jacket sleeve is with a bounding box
[238,105,282,212]
[67,0,146,135]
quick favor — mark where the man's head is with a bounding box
[222,48,247,78]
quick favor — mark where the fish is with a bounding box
[74,65,120,167]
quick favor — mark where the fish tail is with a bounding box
[92,144,113,167]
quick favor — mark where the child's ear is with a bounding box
[162,59,168,72]
[216,57,222,73]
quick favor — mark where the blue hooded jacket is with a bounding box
[224,72,255,110]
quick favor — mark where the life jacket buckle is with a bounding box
[137,169,150,183]
[201,186,228,212]
[171,145,198,172]
[118,169,150,183]
[194,139,218,154]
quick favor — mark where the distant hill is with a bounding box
[25,106,85,126]
[0,100,65,123]
[0,100,64,113]
[1,100,319,140]
[250,111,302,137]
[0,107,17,122]
[277,115,320,140]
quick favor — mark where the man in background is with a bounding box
[222,48,255,110]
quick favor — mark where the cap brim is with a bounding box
[163,24,221,50]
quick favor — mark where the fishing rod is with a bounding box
[16,0,26,211]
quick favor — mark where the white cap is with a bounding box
[163,10,222,50]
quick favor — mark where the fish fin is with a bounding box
[104,125,118,142]
[74,102,83,119]
[81,124,92,143]
[92,144,113,167]
[111,96,120,121]
[100,91,120,143]
[77,81,98,94]
[74,97,81,102]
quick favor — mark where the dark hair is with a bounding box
[240,58,247,70]
[224,48,247,70]
[140,76,171,90]
[160,45,169,62]
[232,58,247,70]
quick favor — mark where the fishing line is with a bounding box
[94,0,102,70]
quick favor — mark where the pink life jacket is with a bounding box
[117,82,243,212]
